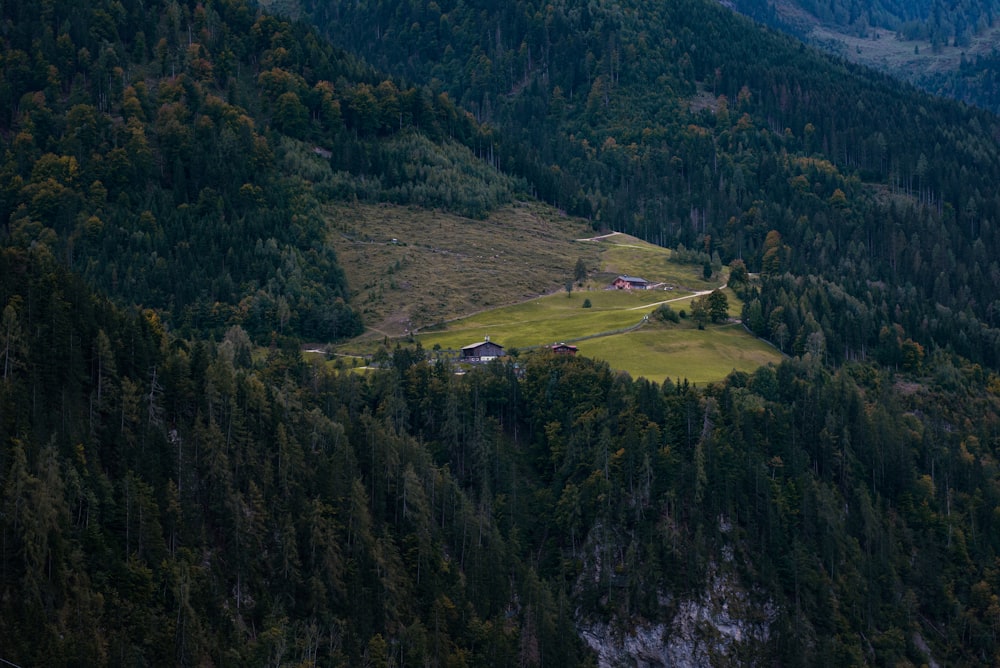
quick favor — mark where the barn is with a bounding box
[461,337,505,362]
[613,275,650,290]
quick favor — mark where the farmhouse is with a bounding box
[551,343,578,355]
[613,275,650,290]
[461,337,505,363]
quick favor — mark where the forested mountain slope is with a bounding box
[727,0,1000,114]
[5,244,1000,665]
[309,0,1000,370]
[730,0,1000,42]
[0,0,518,343]
[6,0,1000,666]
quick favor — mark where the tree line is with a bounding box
[0,0,522,344]
[4,247,1000,664]
[310,0,1000,374]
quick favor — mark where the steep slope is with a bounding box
[4,1,1000,667]
[0,0,518,342]
[325,200,597,337]
[6,247,1000,665]
[727,0,1000,113]
[307,0,1000,371]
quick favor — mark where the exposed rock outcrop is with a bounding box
[577,520,777,666]
[579,565,776,667]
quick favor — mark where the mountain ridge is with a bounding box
[725,0,1000,112]
[301,0,1000,369]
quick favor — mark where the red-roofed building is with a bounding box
[613,275,650,290]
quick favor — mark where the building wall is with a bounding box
[462,342,505,359]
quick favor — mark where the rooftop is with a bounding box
[461,339,504,351]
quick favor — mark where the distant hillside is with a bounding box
[727,0,1000,113]
[728,0,1000,38]
[304,0,1000,371]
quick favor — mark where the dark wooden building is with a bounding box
[551,343,578,355]
[461,338,505,362]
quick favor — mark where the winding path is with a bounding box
[576,231,622,241]
[627,284,727,310]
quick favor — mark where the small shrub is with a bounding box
[582,298,592,308]
[655,304,679,322]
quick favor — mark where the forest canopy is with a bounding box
[309,0,1000,370]
[5,0,1000,666]
[0,0,517,343]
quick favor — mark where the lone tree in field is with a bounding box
[574,257,588,284]
[691,298,708,329]
[708,289,729,323]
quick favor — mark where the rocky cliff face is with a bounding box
[578,569,776,666]
[577,522,777,667]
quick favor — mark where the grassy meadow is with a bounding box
[582,323,783,386]
[415,288,682,351]
[413,287,782,384]
[325,201,600,338]
[328,203,782,382]
[583,233,720,289]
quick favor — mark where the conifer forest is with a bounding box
[5,0,1000,665]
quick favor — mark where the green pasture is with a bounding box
[411,283,783,383]
[581,323,784,385]
[333,215,771,382]
[416,288,692,351]
[581,233,726,290]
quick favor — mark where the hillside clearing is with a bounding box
[325,201,599,338]
[408,286,779,384]
[326,203,709,339]
[326,202,778,382]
